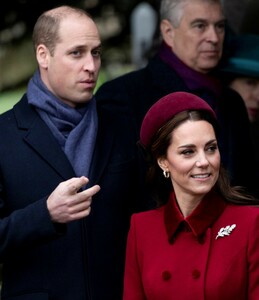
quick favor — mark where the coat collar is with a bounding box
[13,94,115,183]
[158,42,222,97]
[13,95,76,180]
[164,190,226,242]
[147,55,188,95]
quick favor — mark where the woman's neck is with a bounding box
[175,192,204,218]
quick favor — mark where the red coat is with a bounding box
[123,191,259,300]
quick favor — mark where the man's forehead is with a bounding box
[182,2,224,21]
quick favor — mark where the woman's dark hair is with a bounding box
[138,109,258,207]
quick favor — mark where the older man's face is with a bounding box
[163,0,225,74]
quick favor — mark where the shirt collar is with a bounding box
[164,189,226,242]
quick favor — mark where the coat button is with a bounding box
[192,269,201,279]
[162,271,171,281]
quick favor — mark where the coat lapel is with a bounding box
[149,56,188,94]
[14,95,116,184]
[13,95,75,180]
[88,106,115,184]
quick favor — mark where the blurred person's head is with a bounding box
[230,78,259,122]
[159,0,226,73]
[221,34,259,122]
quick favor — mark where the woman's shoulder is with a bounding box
[131,206,165,224]
[224,203,259,222]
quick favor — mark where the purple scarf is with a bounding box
[158,42,222,109]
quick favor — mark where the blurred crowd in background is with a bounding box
[0,0,259,94]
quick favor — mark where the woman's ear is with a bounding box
[160,19,175,47]
[157,157,168,171]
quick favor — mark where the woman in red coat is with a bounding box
[123,91,259,300]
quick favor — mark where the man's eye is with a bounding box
[92,49,102,57]
[216,22,225,31]
[194,23,205,30]
[71,50,81,57]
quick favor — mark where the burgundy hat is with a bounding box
[140,91,217,147]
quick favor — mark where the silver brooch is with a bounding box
[216,224,236,240]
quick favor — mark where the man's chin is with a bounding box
[198,61,219,73]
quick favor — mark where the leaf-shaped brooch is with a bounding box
[216,224,236,240]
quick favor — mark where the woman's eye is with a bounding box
[207,145,218,152]
[245,78,257,86]
[182,149,194,155]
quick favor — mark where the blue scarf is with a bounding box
[27,70,98,178]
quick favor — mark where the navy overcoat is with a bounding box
[0,94,143,300]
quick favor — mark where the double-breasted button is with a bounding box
[162,271,171,281]
[192,269,201,279]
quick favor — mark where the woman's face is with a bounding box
[158,120,220,200]
[230,77,259,122]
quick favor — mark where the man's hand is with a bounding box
[47,176,100,223]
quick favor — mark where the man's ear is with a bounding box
[36,44,49,69]
[160,19,175,47]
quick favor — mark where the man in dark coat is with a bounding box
[96,0,258,196]
[0,5,144,300]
